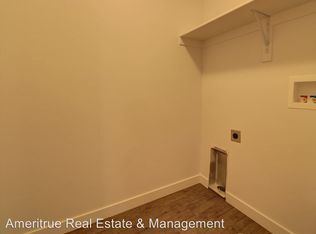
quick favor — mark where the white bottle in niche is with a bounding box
[310,96,316,104]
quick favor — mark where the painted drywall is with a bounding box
[201,1,316,233]
[203,0,250,20]
[2,1,316,234]
[0,1,203,233]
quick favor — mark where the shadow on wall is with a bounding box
[180,38,203,73]
[202,13,316,76]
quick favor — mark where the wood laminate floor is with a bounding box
[68,184,270,234]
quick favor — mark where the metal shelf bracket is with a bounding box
[252,10,273,62]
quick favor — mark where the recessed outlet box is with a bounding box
[231,130,241,143]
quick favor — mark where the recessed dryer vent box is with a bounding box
[209,147,228,198]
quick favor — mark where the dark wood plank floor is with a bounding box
[68,184,270,234]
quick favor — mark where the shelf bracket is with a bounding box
[252,10,272,62]
[179,37,203,49]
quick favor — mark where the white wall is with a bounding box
[201,1,316,233]
[0,1,203,233]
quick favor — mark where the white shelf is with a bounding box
[180,0,310,41]
[288,75,316,110]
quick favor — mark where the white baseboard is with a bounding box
[198,173,208,187]
[226,192,293,234]
[26,174,202,234]
[25,174,293,234]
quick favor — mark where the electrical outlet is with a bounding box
[231,130,241,143]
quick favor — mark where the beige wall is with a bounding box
[0,1,203,233]
[203,0,250,20]
[201,1,316,233]
[2,1,316,234]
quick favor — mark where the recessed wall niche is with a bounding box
[288,75,316,110]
